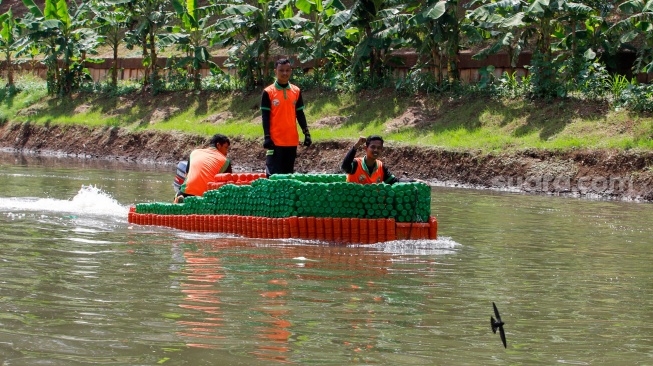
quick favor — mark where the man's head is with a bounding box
[364,135,384,160]
[274,58,293,84]
[210,134,230,155]
[366,135,384,147]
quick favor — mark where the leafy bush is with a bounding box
[395,69,448,95]
[526,54,568,99]
[575,62,611,100]
[77,79,141,96]
[494,71,532,99]
[202,74,240,93]
[615,83,653,112]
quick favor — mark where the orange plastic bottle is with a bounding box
[289,216,299,238]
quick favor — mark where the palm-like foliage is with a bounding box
[294,0,346,68]
[170,0,222,90]
[2,0,647,97]
[609,0,653,73]
[213,0,306,89]
[0,7,26,88]
[467,0,531,74]
[91,0,132,87]
[21,0,99,94]
[121,0,173,92]
[329,0,410,83]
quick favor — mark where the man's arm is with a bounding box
[382,164,399,184]
[222,159,233,174]
[296,92,311,146]
[383,165,422,185]
[261,91,274,149]
[296,92,307,130]
[341,137,366,174]
[341,146,358,174]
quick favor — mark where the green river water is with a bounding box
[0,152,652,365]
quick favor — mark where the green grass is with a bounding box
[2,77,653,153]
[0,74,48,124]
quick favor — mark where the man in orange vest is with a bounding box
[175,134,232,202]
[341,135,425,185]
[261,58,311,176]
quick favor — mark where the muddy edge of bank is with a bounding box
[2,122,652,201]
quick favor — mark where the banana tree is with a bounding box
[466,0,532,76]
[329,0,410,82]
[552,2,599,66]
[122,0,173,92]
[91,0,132,87]
[170,0,221,90]
[521,0,605,96]
[405,0,448,83]
[609,0,653,73]
[405,0,473,84]
[21,0,99,94]
[0,7,25,88]
[213,0,306,89]
[294,0,346,73]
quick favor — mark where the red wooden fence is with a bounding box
[2,51,651,84]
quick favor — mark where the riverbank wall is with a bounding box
[1,122,652,201]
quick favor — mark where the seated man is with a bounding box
[341,135,425,185]
[175,134,232,202]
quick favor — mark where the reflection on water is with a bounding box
[177,245,226,348]
[0,152,653,365]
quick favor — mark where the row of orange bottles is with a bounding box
[214,172,266,183]
[293,217,398,244]
[128,210,438,243]
[395,216,438,240]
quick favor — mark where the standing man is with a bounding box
[261,58,312,176]
[175,133,232,202]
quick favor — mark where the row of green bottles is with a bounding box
[135,177,431,222]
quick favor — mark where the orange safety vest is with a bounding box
[346,158,385,184]
[180,148,229,196]
[264,82,302,147]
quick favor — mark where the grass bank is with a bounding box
[2,74,653,153]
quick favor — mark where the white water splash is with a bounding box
[0,185,128,218]
[366,236,462,256]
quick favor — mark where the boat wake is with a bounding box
[0,185,128,218]
[367,237,461,256]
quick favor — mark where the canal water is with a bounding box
[0,152,652,365]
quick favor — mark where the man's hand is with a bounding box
[263,135,275,149]
[354,136,366,149]
[303,133,312,147]
[302,128,312,147]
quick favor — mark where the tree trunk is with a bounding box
[366,26,376,80]
[194,57,201,91]
[5,50,13,88]
[508,45,515,76]
[112,39,118,87]
[431,44,443,85]
[445,1,461,84]
[141,36,149,91]
[447,38,459,83]
[263,43,269,86]
[149,30,158,88]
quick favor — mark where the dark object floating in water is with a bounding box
[491,302,507,348]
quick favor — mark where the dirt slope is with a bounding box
[2,122,652,201]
